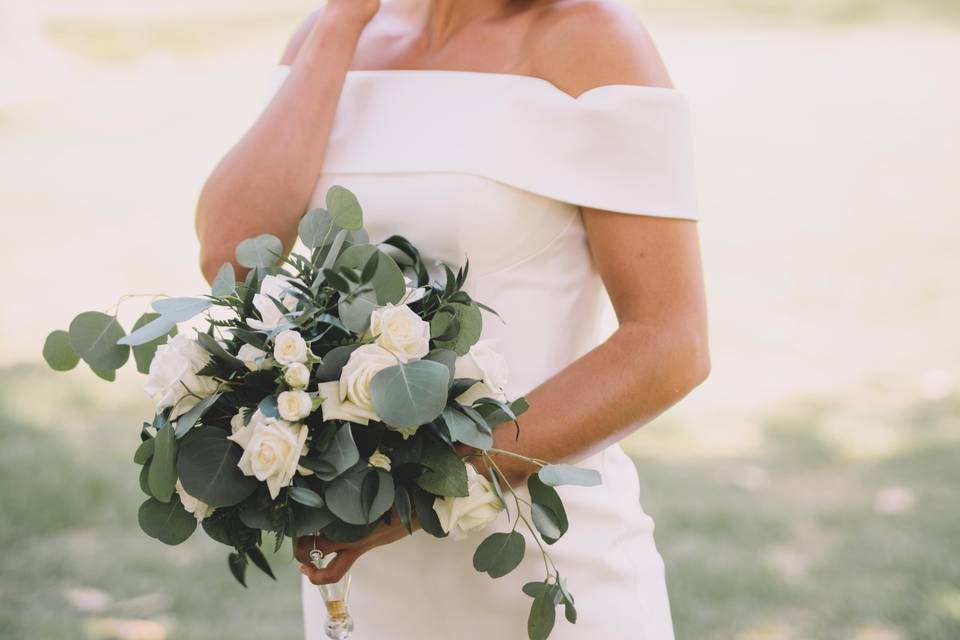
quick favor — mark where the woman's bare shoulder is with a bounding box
[525,0,673,96]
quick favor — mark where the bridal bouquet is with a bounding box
[43,186,600,640]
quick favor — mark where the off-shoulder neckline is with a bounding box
[277,65,684,101]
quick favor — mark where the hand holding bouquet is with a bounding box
[43,186,601,640]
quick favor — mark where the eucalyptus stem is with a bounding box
[487,448,549,467]
[483,453,557,576]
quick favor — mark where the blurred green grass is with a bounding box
[3,365,958,639]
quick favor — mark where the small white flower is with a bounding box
[368,449,392,472]
[144,335,219,418]
[283,362,311,389]
[273,329,309,366]
[230,410,247,434]
[454,340,509,406]
[389,426,418,440]
[432,463,504,540]
[368,303,431,362]
[237,343,272,371]
[175,479,215,520]
[277,390,313,421]
[246,275,300,331]
[228,412,309,499]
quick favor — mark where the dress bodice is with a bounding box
[272,66,698,398]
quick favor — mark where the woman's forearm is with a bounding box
[484,319,710,483]
[195,8,367,283]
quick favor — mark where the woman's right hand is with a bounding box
[326,0,381,27]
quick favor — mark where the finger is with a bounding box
[300,548,362,585]
[294,535,337,564]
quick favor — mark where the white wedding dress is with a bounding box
[270,66,698,639]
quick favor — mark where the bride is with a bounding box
[195,1,709,638]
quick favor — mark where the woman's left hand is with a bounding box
[294,512,416,584]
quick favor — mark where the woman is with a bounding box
[196,0,709,638]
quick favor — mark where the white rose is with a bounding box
[368,304,430,362]
[144,335,219,418]
[368,449,392,472]
[273,329,309,366]
[246,275,300,331]
[432,463,504,540]
[230,410,247,434]
[228,412,309,499]
[237,343,273,371]
[342,344,396,414]
[283,362,311,389]
[454,340,509,406]
[277,390,313,421]
[317,380,378,425]
[175,479,215,520]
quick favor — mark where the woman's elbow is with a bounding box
[672,327,711,395]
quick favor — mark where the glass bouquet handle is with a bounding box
[310,549,354,640]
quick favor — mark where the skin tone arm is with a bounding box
[194,1,381,284]
[297,1,710,584]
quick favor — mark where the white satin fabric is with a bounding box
[271,67,698,640]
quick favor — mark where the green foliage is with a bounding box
[235,233,282,269]
[527,474,568,545]
[68,311,129,372]
[176,427,258,508]
[324,465,394,525]
[299,424,359,481]
[414,437,469,497]
[211,262,237,297]
[138,496,197,545]
[335,244,406,304]
[432,302,482,355]
[147,424,177,502]
[369,360,450,428]
[473,531,525,578]
[130,312,177,374]
[537,464,602,488]
[42,330,79,371]
[326,185,363,230]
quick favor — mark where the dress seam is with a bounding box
[474,207,581,280]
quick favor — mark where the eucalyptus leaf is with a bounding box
[527,475,568,545]
[290,504,337,537]
[175,392,223,438]
[288,486,325,508]
[42,330,79,371]
[212,262,237,297]
[472,531,525,578]
[413,437,469,497]
[131,313,177,374]
[442,407,493,450]
[324,466,373,525]
[299,208,334,248]
[326,185,363,230]
[528,589,557,640]
[424,349,457,386]
[236,234,282,269]
[338,289,378,333]
[134,437,155,465]
[69,311,129,371]
[300,424,359,481]
[147,424,177,502]
[335,245,405,304]
[151,297,213,323]
[314,345,359,381]
[177,427,258,508]
[537,464,602,488]
[118,314,177,347]
[369,360,450,428]
[433,302,482,356]
[138,496,196,545]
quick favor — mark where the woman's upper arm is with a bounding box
[581,210,707,336]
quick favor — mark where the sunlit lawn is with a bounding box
[3,365,958,639]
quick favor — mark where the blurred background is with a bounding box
[2,0,958,638]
